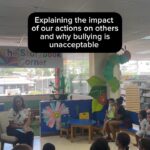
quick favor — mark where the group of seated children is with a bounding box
[12,143,55,150]
[102,96,150,148]
[12,132,150,150]
[90,132,150,150]
[134,108,150,146]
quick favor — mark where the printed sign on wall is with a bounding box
[0,47,63,68]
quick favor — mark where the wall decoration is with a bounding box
[0,47,63,68]
[92,98,103,113]
[42,101,69,130]
[89,86,106,100]
[87,48,131,112]
[40,100,92,135]
[87,76,107,112]
[87,76,106,87]
[102,48,131,92]
[49,69,69,100]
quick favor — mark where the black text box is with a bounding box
[28,12,122,53]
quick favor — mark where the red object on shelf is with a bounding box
[55,68,60,94]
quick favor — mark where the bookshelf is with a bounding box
[124,79,150,111]
[125,84,140,112]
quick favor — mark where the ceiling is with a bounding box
[0,0,150,60]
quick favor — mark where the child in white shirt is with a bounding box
[135,110,147,146]
[145,109,150,137]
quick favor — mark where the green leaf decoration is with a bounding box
[109,54,120,64]
[87,76,106,88]
[61,122,65,127]
[92,98,103,113]
[102,53,130,93]
[107,77,120,93]
[119,55,129,64]
[89,86,107,99]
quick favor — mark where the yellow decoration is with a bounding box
[79,112,89,119]
[92,98,103,113]
[54,112,60,118]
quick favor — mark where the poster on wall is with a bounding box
[40,100,92,136]
[0,47,63,68]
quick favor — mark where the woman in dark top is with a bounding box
[108,97,131,141]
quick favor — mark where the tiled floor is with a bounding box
[2,135,138,150]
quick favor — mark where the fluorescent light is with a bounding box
[136,50,150,54]
[142,36,150,40]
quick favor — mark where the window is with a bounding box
[0,53,90,96]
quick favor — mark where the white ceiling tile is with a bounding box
[0,0,149,59]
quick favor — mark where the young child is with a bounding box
[116,132,130,150]
[134,110,147,146]
[42,143,55,150]
[145,109,150,137]
[12,144,32,150]
[106,98,116,120]
[138,137,150,150]
[90,138,110,150]
[102,98,116,139]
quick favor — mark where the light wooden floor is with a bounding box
[2,136,40,150]
[41,135,138,150]
[2,135,137,150]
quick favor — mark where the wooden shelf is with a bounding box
[141,96,150,98]
[125,84,140,112]
[140,87,150,89]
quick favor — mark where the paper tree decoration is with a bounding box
[102,48,131,92]
[87,76,107,112]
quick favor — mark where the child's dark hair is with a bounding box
[109,98,115,103]
[12,144,32,150]
[139,110,147,119]
[139,138,150,150]
[116,96,124,105]
[116,132,130,150]
[90,138,110,150]
[13,95,25,113]
[43,143,55,150]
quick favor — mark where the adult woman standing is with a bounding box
[7,96,34,147]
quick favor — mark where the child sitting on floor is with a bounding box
[90,137,110,150]
[42,143,55,150]
[139,137,150,150]
[116,132,130,150]
[145,109,150,138]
